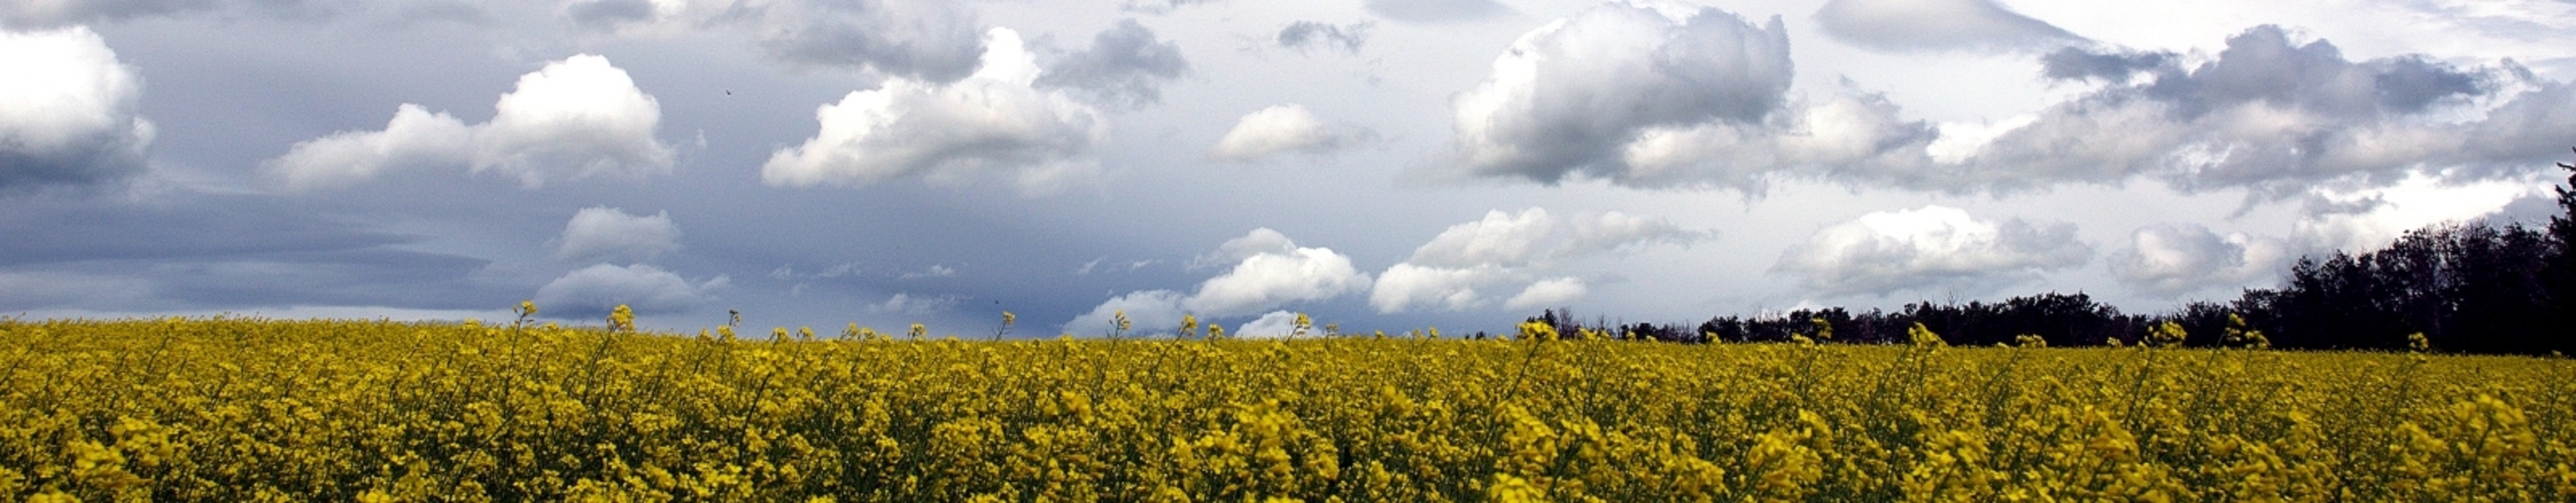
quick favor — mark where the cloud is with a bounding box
[1233,310,1307,338]
[1454,20,2574,200]
[2284,171,2547,255]
[1773,206,2091,298]
[2109,223,2287,297]
[900,264,956,279]
[566,0,984,82]
[1067,228,1370,334]
[1278,21,1370,54]
[1063,289,1185,337]
[1812,0,2082,53]
[869,292,961,316]
[1503,277,1586,310]
[1118,0,1222,15]
[1446,2,1797,186]
[1370,208,1707,312]
[1184,229,1371,316]
[1365,0,1507,24]
[0,27,151,193]
[551,206,680,264]
[1967,25,2551,197]
[1207,104,1379,161]
[1037,19,1188,110]
[761,28,1108,196]
[4,0,329,28]
[533,263,727,317]
[267,54,673,190]
[2039,47,2175,85]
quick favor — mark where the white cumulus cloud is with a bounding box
[1066,228,1369,334]
[534,263,728,317]
[1232,310,1309,339]
[0,26,152,192]
[1208,104,1377,161]
[268,54,673,190]
[761,28,1108,196]
[1773,205,2092,298]
[1371,208,1707,313]
[1503,277,1587,310]
[551,206,681,264]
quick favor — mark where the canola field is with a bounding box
[4,316,2572,501]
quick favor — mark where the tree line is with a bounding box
[1540,151,2576,355]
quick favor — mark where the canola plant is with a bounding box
[3,314,2572,501]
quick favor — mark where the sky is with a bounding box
[4,0,2573,337]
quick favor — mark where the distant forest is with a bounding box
[1541,151,2576,356]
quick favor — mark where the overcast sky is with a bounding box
[5,0,2572,337]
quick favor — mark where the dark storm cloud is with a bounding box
[1813,0,2081,53]
[1037,19,1189,110]
[1277,21,1370,55]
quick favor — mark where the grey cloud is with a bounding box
[153,248,501,310]
[1278,21,1370,54]
[551,206,680,264]
[569,0,986,83]
[1037,19,1189,110]
[0,187,523,313]
[0,191,411,267]
[2040,47,2172,84]
[3,0,327,27]
[564,0,652,28]
[1814,0,2081,53]
[534,263,728,318]
[1118,0,1221,15]
[763,10,986,83]
[1982,25,2519,196]
[1450,16,2563,198]
[1365,0,1507,24]
[2461,81,2576,167]
[1448,3,1794,185]
[2108,223,2285,298]
[2373,56,2487,113]
[2140,26,2486,120]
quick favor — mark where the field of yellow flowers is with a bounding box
[5,314,2572,501]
